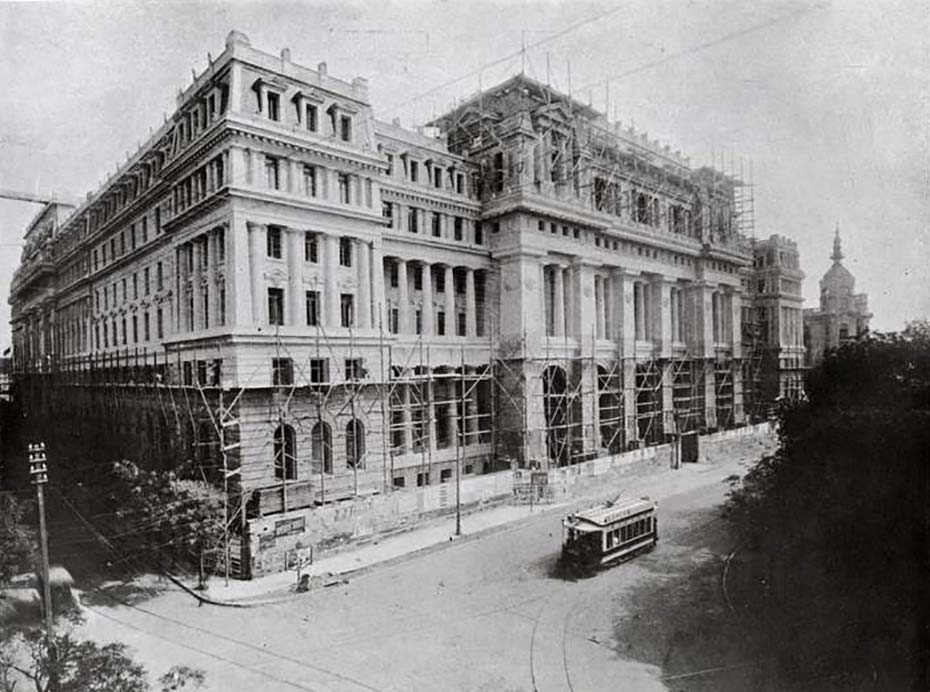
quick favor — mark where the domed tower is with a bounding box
[803,224,872,366]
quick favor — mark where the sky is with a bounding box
[0,0,927,351]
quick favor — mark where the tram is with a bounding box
[561,497,658,572]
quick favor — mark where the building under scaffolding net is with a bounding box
[6,35,794,579]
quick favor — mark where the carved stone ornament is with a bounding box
[503,271,518,292]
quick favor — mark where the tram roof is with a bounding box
[566,497,655,528]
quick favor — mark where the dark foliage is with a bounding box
[97,461,225,576]
[725,328,930,688]
[0,493,36,585]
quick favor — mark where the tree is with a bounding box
[0,493,35,586]
[1,612,205,692]
[100,461,225,581]
[725,329,930,687]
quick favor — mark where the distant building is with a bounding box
[803,226,872,366]
[742,234,805,406]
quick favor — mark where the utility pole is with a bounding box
[29,441,57,691]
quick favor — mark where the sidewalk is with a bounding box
[196,499,570,604]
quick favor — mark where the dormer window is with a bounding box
[339,115,352,142]
[306,104,318,132]
[267,92,280,121]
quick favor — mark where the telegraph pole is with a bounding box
[29,442,57,691]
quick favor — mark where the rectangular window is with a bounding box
[456,173,464,194]
[409,160,419,183]
[474,222,484,245]
[338,173,350,204]
[266,92,280,121]
[132,315,138,343]
[303,165,317,197]
[339,115,352,142]
[390,307,399,334]
[339,237,352,267]
[435,270,444,293]
[344,358,363,381]
[156,308,164,339]
[265,156,280,190]
[431,213,441,237]
[309,358,328,384]
[267,225,283,258]
[268,288,285,325]
[132,273,138,299]
[389,261,399,288]
[414,310,422,335]
[382,201,393,224]
[92,249,98,271]
[433,167,442,189]
[120,232,126,255]
[454,217,464,241]
[157,261,164,290]
[121,278,127,302]
[272,357,294,386]
[437,311,446,336]
[407,207,418,234]
[305,290,320,326]
[141,217,148,243]
[457,312,466,336]
[412,266,422,291]
[306,104,318,132]
[304,232,319,262]
[121,317,127,345]
[130,224,136,251]
[386,153,394,176]
[340,293,354,327]
[144,312,150,341]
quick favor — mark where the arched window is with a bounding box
[543,365,568,465]
[346,419,365,469]
[311,421,333,475]
[273,423,297,480]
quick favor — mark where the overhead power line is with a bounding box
[574,3,824,96]
[382,1,631,115]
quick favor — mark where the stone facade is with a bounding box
[803,226,871,367]
[9,32,781,577]
[741,234,806,405]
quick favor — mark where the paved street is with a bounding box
[78,436,773,692]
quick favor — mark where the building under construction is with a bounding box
[8,32,784,577]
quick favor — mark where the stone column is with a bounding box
[657,278,672,359]
[444,265,456,336]
[617,270,635,355]
[465,268,477,337]
[421,262,433,336]
[324,234,340,328]
[397,259,409,334]
[730,289,742,358]
[287,228,302,325]
[247,222,266,325]
[372,244,386,331]
[553,266,565,337]
[191,242,203,331]
[357,240,372,329]
[251,150,264,189]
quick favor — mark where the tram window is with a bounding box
[621,526,628,542]
[606,532,614,549]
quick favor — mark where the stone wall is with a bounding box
[246,469,514,577]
